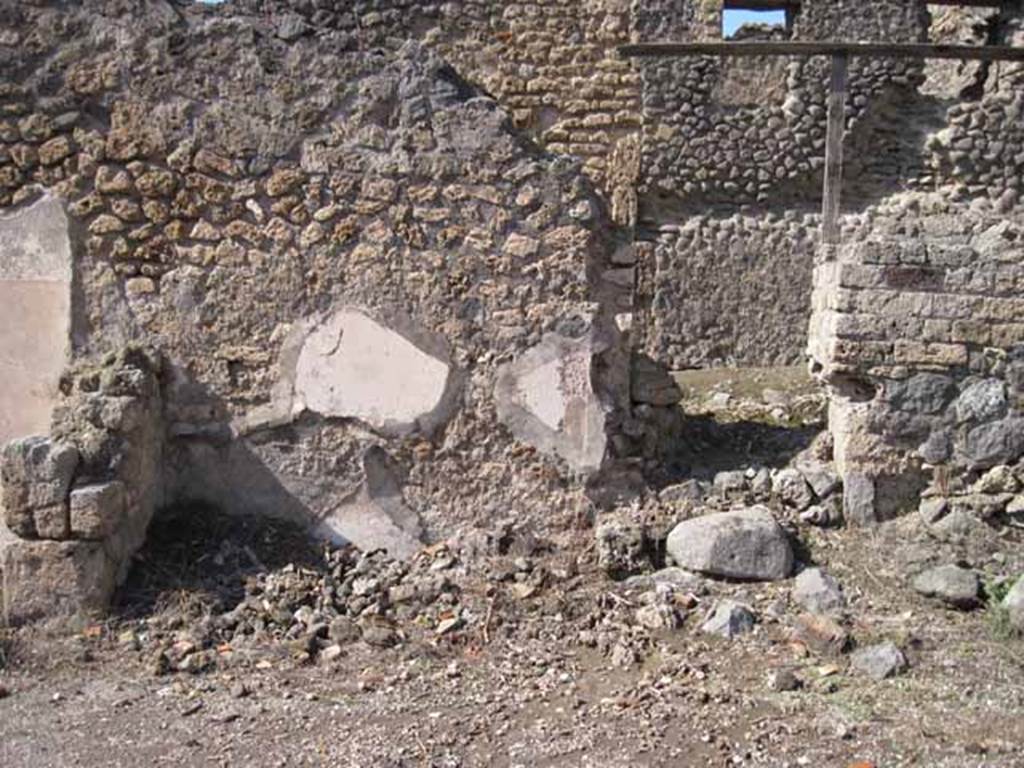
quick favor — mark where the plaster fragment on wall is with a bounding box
[0,195,72,447]
[293,309,453,435]
[495,332,608,475]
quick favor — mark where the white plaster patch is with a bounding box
[518,357,566,431]
[0,196,72,446]
[294,309,451,433]
[495,331,608,474]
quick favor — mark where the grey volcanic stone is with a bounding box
[666,507,794,581]
[912,564,981,610]
[792,567,845,614]
[700,600,756,639]
[772,469,814,511]
[1002,576,1024,633]
[955,378,1006,424]
[851,642,907,681]
[888,373,954,415]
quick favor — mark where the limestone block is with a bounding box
[1,437,79,536]
[33,503,70,540]
[495,331,610,475]
[293,309,455,436]
[70,481,126,540]
[2,539,117,625]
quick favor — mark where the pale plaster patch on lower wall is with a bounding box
[495,331,609,475]
[0,196,72,448]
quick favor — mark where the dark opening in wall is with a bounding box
[722,2,798,40]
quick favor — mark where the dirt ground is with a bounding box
[2,514,1023,767]
[2,372,1023,767]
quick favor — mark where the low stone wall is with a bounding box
[2,348,163,624]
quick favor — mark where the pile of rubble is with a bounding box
[140,541,473,674]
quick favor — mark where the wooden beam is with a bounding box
[822,53,848,245]
[723,0,799,9]
[619,41,1024,61]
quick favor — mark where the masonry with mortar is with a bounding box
[1,0,1023,622]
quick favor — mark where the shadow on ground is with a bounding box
[114,502,324,620]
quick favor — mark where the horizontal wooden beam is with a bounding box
[619,41,1024,61]
[723,0,799,9]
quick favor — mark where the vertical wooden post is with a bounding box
[822,52,848,245]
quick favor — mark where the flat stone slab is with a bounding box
[912,564,981,610]
[666,506,794,581]
[294,309,453,436]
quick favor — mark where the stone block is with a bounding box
[70,481,126,540]
[843,472,878,526]
[2,539,117,625]
[33,503,70,539]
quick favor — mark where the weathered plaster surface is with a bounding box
[0,196,72,447]
[294,309,454,436]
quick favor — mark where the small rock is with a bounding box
[275,13,308,41]
[0,684,9,699]
[1002,576,1024,633]
[709,392,731,409]
[773,469,815,511]
[713,470,747,497]
[658,480,704,505]
[792,613,850,656]
[700,600,756,639]
[797,463,841,499]
[666,506,794,581]
[919,497,949,525]
[912,564,982,610]
[766,668,801,692]
[792,568,846,614]
[975,465,1020,495]
[635,601,682,631]
[360,623,400,648]
[229,682,250,699]
[320,644,343,662]
[851,642,907,681]
[595,515,648,578]
[328,616,361,644]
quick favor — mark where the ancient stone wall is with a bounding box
[0,0,633,622]
[634,0,1024,370]
[2,348,163,623]
[809,197,1024,524]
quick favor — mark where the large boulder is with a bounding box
[665,506,794,581]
